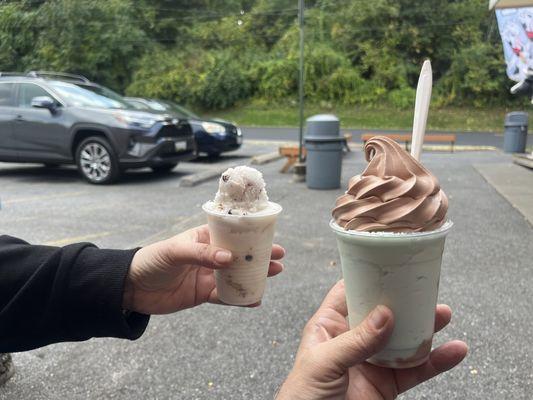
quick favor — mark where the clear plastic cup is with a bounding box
[203,202,282,306]
[331,220,453,368]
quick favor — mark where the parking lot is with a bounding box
[0,142,272,248]
[1,144,533,399]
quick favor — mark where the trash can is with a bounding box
[305,114,344,190]
[504,112,528,153]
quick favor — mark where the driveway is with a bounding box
[1,146,532,399]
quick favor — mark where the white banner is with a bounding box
[496,7,533,81]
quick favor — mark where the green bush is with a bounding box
[387,86,416,109]
[197,55,252,109]
[250,57,299,99]
[436,42,510,107]
[127,50,252,109]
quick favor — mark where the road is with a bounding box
[242,126,533,149]
[1,145,532,399]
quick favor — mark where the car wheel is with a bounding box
[151,163,178,173]
[76,137,120,184]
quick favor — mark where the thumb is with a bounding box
[164,240,233,269]
[321,305,394,370]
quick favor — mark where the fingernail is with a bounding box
[215,250,232,263]
[369,306,388,330]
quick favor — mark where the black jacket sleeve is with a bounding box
[0,236,150,353]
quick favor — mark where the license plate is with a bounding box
[174,141,187,151]
[237,136,243,144]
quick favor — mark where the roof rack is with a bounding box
[0,72,27,78]
[26,71,91,83]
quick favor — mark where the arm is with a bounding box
[0,235,149,353]
[0,226,285,353]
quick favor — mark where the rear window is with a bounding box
[0,83,14,106]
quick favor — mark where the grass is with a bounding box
[209,103,533,133]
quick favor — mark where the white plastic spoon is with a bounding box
[410,60,432,161]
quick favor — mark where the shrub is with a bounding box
[387,86,416,109]
[127,50,252,109]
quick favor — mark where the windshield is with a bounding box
[48,81,131,109]
[140,99,199,119]
[126,99,151,111]
[159,100,199,119]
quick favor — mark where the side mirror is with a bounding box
[31,96,56,112]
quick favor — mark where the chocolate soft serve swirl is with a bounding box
[332,136,448,232]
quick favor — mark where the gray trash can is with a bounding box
[504,112,528,153]
[305,114,344,190]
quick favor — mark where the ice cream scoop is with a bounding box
[332,136,448,232]
[210,166,269,215]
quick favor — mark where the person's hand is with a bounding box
[122,225,285,315]
[277,280,468,400]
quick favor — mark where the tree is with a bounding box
[23,0,148,91]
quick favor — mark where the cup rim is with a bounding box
[202,201,282,218]
[330,219,453,238]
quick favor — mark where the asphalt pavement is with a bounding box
[0,144,532,399]
[242,126,533,149]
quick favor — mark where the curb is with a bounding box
[179,165,234,187]
[513,153,533,169]
[0,353,14,386]
[246,139,297,146]
[250,152,283,165]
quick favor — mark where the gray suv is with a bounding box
[0,72,195,184]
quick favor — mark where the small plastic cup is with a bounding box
[203,202,282,305]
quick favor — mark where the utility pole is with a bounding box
[298,0,305,162]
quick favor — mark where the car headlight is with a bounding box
[201,122,226,135]
[114,113,157,130]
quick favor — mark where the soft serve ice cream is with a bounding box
[330,136,452,368]
[332,136,448,232]
[203,166,282,305]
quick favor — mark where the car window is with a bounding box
[17,83,54,108]
[165,101,199,119]
[48,81,130,109]
[145,100,168,112]
[0,83,14,106]
[126,99,151,111]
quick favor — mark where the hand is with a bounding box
[123,225,285,315]
[277,280,468,400]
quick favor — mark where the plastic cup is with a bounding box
[330,220,453,368]
[203,202,282,306]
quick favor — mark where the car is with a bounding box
[124,97,242,158]
[0,71,196,184]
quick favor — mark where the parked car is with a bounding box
[124,97,242,158]
[0,71,195,184]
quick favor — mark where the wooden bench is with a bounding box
[279,145,307,173]
[361,133,456,152]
